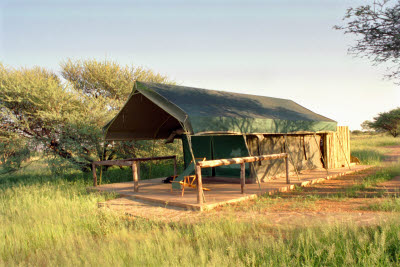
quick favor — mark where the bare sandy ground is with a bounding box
[101,145,400,226]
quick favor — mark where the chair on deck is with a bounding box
[171,158,210,196]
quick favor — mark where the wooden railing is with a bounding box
[92,153,289,205]
[92,155,177,191]
[195,153,289,204]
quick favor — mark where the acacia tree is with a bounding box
[0,64,110,171]
[335,0,400,80]
[0,60,174,172]
[60,59,176,166]
[361,120,374,132]
[61,59,172,110]
[368,107,400,137]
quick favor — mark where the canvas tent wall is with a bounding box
[246,133,324,182]
[246,127,350,181]
[180,129,350,183]
[181,133,325,183]
[103,81,347,182]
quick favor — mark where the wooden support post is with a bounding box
[132,161,139,192]
[92,163,97,186]
[240,163,245,194]
[195,164,203,205]
[173,156,177,178]
[137,162,140,181]
[99,165,102,185]
[285,156,290,184]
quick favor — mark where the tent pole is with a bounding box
[284,134,301,181]
[186,134,197,167]
[313,134,329,176]
[186,134,205,203]
[180,116,206,203]
[242,134,262,191]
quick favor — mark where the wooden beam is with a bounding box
[240,163,245,194]
[92,163,97,187]
[93,155,176,166]
[132,161,139,192]
[197,153,287,168]
[93,160,133,166]
[196,164,203,205]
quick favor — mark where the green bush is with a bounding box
[0,137,30,172]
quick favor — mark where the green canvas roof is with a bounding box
[104,81,337,140]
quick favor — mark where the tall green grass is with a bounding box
[351,134,400,165]
[1,177,400,266]
[351,149,386,165]
[363,198,400,212]
[1,133,400,265]
[351,133,400,148]
[357,165,400,187]
[1,164,400,265]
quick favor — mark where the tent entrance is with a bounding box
[181,135,251,179]
[105,92,183,140]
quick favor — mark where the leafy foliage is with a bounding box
[0,135,30,171]
[0,63,110,171]
[361,120,374,132]
[335,0,400,80]
[368,107,400,137]
[0,59,176,172]
[61,58,172,110]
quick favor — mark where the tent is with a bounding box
[104,81,343,182]
[104,81,336,140]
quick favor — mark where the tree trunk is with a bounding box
[49,140,92,172]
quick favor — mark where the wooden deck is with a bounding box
[90,165,371,211]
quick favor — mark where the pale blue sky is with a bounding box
[1,0,399,130]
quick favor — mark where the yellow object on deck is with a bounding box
[172,158,210,196]
[172,175,210,196]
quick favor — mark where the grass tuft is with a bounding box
[362,198,400,212]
